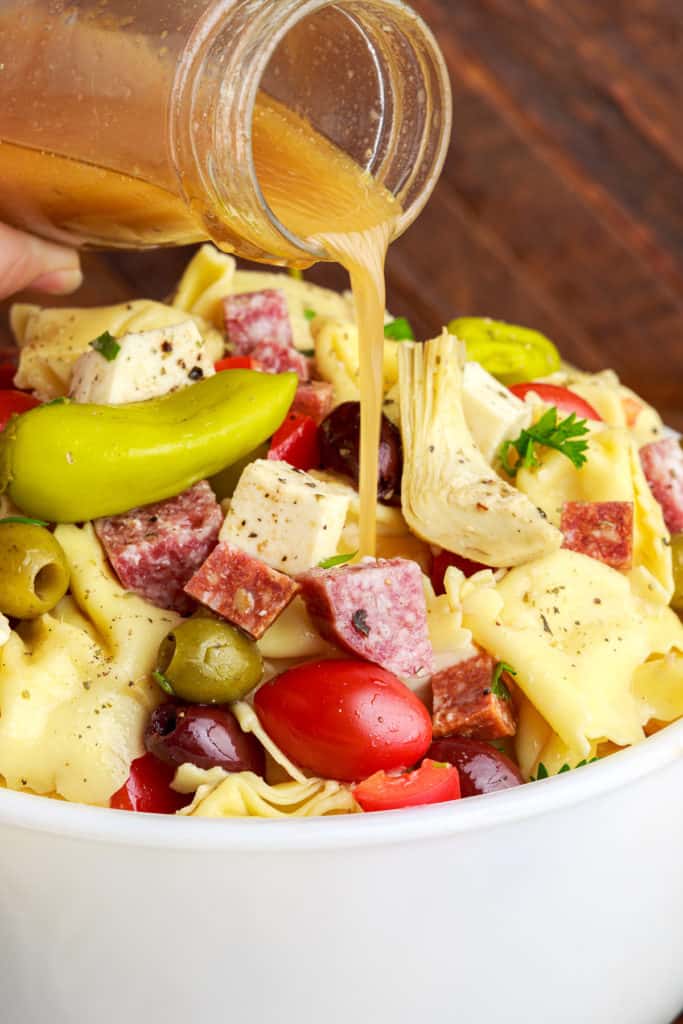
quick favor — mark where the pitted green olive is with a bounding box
[155,618,263,704]
[671,534,683,612]
[0,521,70,617]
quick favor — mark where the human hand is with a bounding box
[0,223,82,301]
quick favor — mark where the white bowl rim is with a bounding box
[0,718,681,852]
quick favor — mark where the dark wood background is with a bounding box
[1,0,681,435]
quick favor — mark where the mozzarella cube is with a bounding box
[462,361,532,463]
[69,320,215,404]
[220,460,350,575]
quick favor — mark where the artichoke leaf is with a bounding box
[398,332,562,568]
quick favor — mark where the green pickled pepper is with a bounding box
[0,370,297,523]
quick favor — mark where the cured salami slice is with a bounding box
[250,339,310,381]
[291,381,335,425]
[639,437,683,534]
[560,501,634,570]
[298,558,435,678]
[95,481,223,614]
[224,289,293,355]
[431,649,518,741]
[184,542,300,639]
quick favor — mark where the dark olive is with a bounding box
[145,701,265,775]
[319,401,403,505]
[427,737,523,798]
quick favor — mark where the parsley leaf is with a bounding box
[533,756,599,781]
[0,515,49,527]
[500,407,589,477]
[304,308,317,322]
[491,661,516,701]
[44,397,68,407]
[152,670,175,696]
[318,551,358,569]
[384,317,415,342]
[89,330,120,362]
[533,763,549,781]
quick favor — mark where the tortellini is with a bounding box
[515,426,673,602]
[12,299,223,399]
[0,525,180,804]
[461,548,683,759]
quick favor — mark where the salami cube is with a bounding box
[291,381,335,425]
[250,339,310,381]
[560,501,633,570]
[432,649,518,740]
[95,481,223,615]
[184,541,300,639]
[224,289,293,355]
[298,558,435,678]
[639,437,683,534]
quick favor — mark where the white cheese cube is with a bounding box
[462,361,532,464]
[69,320,215,404]
[220,460,350,575]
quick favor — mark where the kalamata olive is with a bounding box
[427,737,523,797]
[319,401,403,505]
[145,702,265,775]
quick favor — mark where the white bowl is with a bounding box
[1,719,681,1024]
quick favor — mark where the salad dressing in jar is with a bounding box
[0,0,452,552]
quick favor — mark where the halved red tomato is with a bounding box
[509,382,601,422]
[253,659,432,782]
[353,759,461,812]
[110,753,188,814]
[0,390,40,432]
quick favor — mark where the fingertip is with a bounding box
[29,267,84,295]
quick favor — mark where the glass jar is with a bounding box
[0,0,451,265]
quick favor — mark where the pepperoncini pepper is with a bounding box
[0,370,297,522]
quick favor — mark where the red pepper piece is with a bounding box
[109,752,188,814]
[268,411,320,471]
[214,356,263,372]
[0,390,41,432]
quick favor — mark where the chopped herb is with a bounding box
[152,670,175,696]
[384,317,415,342]
[351,609,371,637]
[533,757,599,781]
[89,330,120,362]
[0,515,49,527]
[44,397,68,407]
[491,661,516,701]
[288,268,304,281]
[499,407,590,477]
[304,308,317,322]
[300,348,315,357]
[319,551,357,569]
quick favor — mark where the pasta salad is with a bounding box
[0,244,680,818]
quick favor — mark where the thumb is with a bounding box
[0,223,82,301]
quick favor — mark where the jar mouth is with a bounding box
[239,0,452,262]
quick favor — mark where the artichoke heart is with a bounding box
[398,332,562,567]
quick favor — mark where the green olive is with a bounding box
[448,317,561,386]
[0,521,70,618]
[155,618,263,704]
[671,534,683,612]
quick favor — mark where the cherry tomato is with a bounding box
[109,753,188,814]
[353,759,461,812]
[430,550,489,596]
[215,356,263,372]
[0,390,41,432]
[0,364,17,390]
[253,659,432,782]
[427,737,523,798]
[268,411,319,470]
[509,382,601,422]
